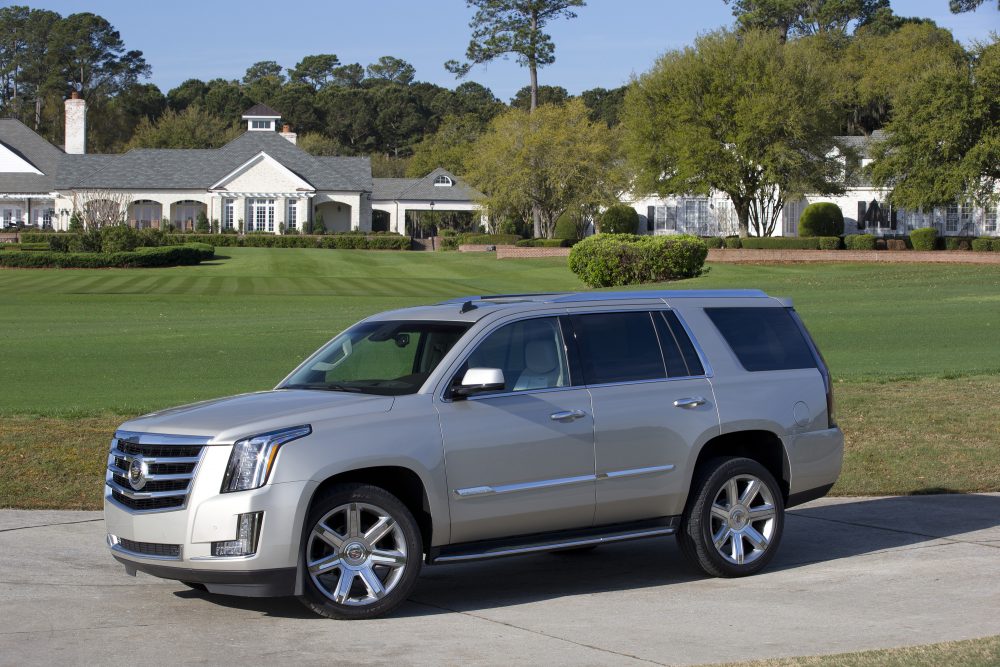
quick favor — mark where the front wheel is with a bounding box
[298,483,422,620]
[677,457,784,578]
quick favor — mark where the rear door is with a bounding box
[564,309,720,524]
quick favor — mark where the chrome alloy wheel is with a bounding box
[709,474,777,566]
[306,502,408,607]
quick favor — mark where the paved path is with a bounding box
[1,494,998,666]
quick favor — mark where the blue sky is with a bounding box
[11,0,1000,102]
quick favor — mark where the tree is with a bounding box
[623,29,844,237]
[242,60,285,103]
[167,78,208,111]
[0,6,59,123]
[43,12,150,98]
[510,84,568,109]
[468,99,619,238]
[297,132,342,156]
[126,106,240,149]
[724,0,889,41]
[869,32,999,210]
[331,63,365,88]
[446,0,585,112]
[366,56,416,85]
[317,86,378,154]
[407,113,484,176]
[580,86,626,127]
[950,0,998,11]
[202,78,252,121]
[289,54,341,90]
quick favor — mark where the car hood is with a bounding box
[118,390,394,442]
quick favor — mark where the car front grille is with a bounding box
[114,537,181,558]
[106,431,211,513]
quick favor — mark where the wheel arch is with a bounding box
[690,430,791,503]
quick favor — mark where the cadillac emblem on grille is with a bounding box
[128,456,148,491]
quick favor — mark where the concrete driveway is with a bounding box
[1,494,998,666]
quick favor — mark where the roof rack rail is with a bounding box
[437,289,769,307]
[437,292,568,305]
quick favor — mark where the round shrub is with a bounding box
[568,233,707,288]
[971,238,995,252]
[798,202,844,237]
[944,237,971,251]
[702,236,724,249]
[555,211,582,240]
[100,224,141,253]
[598,205,639,235]
[724,236,742,249]
[910,227,938,251]
[844,234,876,250]
[818,236,842,250]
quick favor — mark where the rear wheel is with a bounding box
[298,483,422,620]
[677,457,784,578]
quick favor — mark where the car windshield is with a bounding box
[280,320,471,396]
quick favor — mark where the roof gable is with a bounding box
[210,151,315,192]
[373,168,482,202]
[241,103,281,119]
[0,141,43,175]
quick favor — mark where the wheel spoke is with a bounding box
[710,503,729,522]
[371,548,407,568]
[749,504,776,521]
[314,524,345,550]
[744,526,769,551]
[713,526,731,549]
[731,533,745,565]
[364,516,396,545]
[726,478,740,507]
[347,503,361,537]
[359,566,386,599]
[307,554,342,575]
[332,569,355,604]
[740,479,761,507]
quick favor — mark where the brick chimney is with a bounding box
[64,92,86,154]
[280,123,297,145]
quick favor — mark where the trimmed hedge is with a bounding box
[740,237,821,249]
[701,237,724,249]
[0,243,214,269]
[441,233,523,250]
[598,205,639,235]
[818,236,842,250]
[26,231,410,251]
[1,242,48,251]
[724,236,742,249]
[568,234,708,288]
[910,227,937,251]
[799,202,845,237]
[845,234,876,250]
[971,238,999,252]
[514,238,574,247]
[944,237,972,251]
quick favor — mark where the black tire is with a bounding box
[298,483,422,620]
[677,457,784,578]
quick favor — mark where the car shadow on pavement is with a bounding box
[174,494,1000,619]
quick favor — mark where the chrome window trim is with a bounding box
[453,465,675,498]
[657,306,715,379]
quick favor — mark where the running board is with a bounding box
[428,516,679,564]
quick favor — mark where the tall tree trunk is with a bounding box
[528,9,540,237]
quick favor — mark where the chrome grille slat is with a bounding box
[105,431,210,513]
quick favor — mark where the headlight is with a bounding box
[221,425,311,492]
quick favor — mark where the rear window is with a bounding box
[567,312,665,384]
[705,307,817,372]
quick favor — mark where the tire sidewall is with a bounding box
[299,483,423,620]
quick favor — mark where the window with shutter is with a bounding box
[857,201,867,230]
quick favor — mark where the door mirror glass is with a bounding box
[453,368,505,398]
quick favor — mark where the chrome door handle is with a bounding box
[550,410,586,421]
[673,396,707,409]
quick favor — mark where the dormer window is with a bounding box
[433,175,453,187]
[250,120,274,130]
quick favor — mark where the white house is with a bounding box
[0,99,483,234]
[625,131,999,238]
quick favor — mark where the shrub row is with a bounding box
[844,234,876,250]
[971,238,1000,251]
[514,238,575,248]
[568,234,708,288]
[23,231,410,251]
[1,242,48,251]
[0,243,214,269]
[439,233,523,250]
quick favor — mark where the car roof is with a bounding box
[365,290,778,323]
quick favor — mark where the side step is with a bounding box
[428,516,679,564]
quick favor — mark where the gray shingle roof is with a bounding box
[836,130,887,159]
[0,119,64,193]
[242,103,281,118]
[372,168,482,202]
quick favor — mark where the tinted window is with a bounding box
[568,312,665,384]
[456,317,570,395]
[662,311,705,376]
[652,311,699,377]
[705,307,817,372]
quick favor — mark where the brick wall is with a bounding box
[705,249,1000,264]
[496,247,572,259]
[458,244,517,252]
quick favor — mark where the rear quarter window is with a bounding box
[705,307,817,372]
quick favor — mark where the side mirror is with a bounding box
[452,368,505,399]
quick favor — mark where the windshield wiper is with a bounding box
[282,383,364,393]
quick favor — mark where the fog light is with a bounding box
[212,512,263,557]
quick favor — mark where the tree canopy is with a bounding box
[623,29,844,237]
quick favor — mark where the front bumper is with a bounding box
[104,441,318,597]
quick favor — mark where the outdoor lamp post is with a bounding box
[429,201,435,250]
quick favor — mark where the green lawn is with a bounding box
[1,248,999,508]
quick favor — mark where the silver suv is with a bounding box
[105,290,843,619]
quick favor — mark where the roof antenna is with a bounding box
[460,301,477,313]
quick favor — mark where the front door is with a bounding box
[436,316,596,544]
